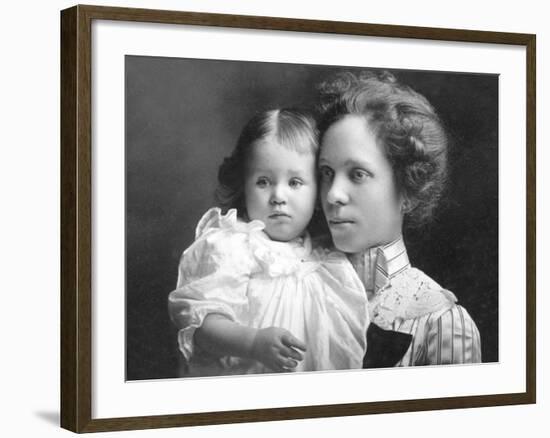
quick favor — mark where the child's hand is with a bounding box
[250,327,307,372]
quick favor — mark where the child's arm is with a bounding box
[195,314,307,372]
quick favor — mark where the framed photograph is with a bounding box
[60,4,536,433]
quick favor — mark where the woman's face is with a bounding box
[319,115,404,253]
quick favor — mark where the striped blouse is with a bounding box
[349,237,482,367]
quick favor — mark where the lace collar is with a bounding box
[348,237,457,327]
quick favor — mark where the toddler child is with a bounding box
[168,109,369,376]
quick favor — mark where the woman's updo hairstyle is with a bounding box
[317,70,448,228]
[215,108,318,217]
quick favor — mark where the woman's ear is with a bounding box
[400,195,417,214]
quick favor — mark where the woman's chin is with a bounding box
[331,235,362,254]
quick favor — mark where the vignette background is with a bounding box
[125,56,498,380]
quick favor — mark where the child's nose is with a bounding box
[270,184,287,204]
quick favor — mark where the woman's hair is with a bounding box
[215,108,318,216]
[317,70,448,227]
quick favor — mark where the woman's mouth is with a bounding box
[329,218,354,227]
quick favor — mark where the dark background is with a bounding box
[126,56,498,380]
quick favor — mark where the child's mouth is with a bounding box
[269,212,291,219]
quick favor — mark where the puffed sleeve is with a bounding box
[424,305,482,364]
[168,208,261,361]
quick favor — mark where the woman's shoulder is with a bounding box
[375,267,458,323]
[424,301,478,329]
[392,267,457,300]
[422,301,482,362]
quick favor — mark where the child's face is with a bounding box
[244,140,317,242]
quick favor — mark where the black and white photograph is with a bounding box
[125,57,498,381]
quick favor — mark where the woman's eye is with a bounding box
[256,178,269,187]
[289,178,303,188]
[350,168,370,182]
[319,166,334,181]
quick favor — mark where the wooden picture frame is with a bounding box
[61,4,536,433]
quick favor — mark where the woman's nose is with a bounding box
[326,177,349,206]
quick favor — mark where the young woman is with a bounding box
[316,71,482,367]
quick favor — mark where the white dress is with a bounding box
[168,208,369,376]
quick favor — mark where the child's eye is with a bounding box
[289,178,303,189]
[318,166,334,182]
[256,177,270,187]
[350,168,371,182]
